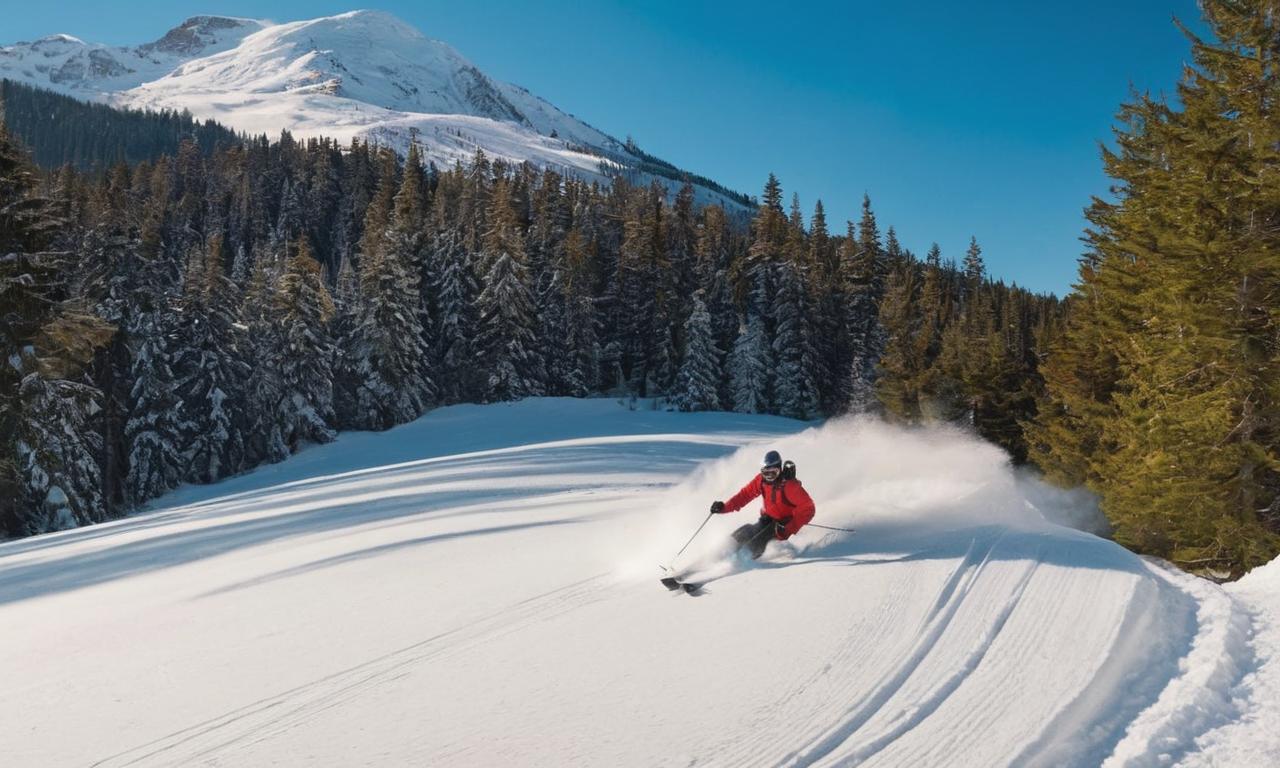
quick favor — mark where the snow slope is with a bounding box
[0,11,745,209]
[0,398,1276,766]
[0,16,268,98]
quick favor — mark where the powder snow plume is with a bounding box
[621,416,1108,576]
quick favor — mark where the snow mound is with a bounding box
[0,398,1273,766]
[1171,555,1280,766]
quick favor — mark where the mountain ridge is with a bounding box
[0,10,750,208]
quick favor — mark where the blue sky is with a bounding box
[5,1,1205,295]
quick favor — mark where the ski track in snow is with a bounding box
[1,399,1276,767]
[89,574,621,768]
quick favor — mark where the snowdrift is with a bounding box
[0,398,1275,766]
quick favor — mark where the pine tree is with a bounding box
[475,175,545,401]
[345,154,433,429]
[239,243,289,465]
[914,243,950,419]
[845,197,885,413]
[731,312,772,414]
[14,375,104,532]
[876,261,922,421]
[808,199,843,412]
[273,238,337,448]
[695,204,740,407]
[172,236,251,483]
[1033,0,1280,572]
[433,225,482,402]
[962,236,985,303]
[384,142,435,404]
[556,226,601,397]
[0,123,112,535]
[612,186,666,395]
[673,292,722,412]
[125,306,185,504]
[1024,261,1122,487]
[771,258,820,419]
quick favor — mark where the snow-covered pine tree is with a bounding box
[475,175,545,401]
[76,192,172,518]
[808,199,845,414]
[845,196,886,414]
[345,151,432,429]
[647,182,679,396]
[613,196,656,394]
[305,143,342,271]
[272,238,337,449]
[329,255,364,428]
[459,150,491,255]
[0,122,112,535]
[383,142,435,404]
[667,181,699,339]
[275,175,305,247]
[731,312,772,414]
[431,223,481,403]
[673,291,721,412]
[771,258,821,420]
[13,375,104,532]
[528,170,573,395]
[558,226,601,397]
[239,243,289,465]
[330,139,376,276]
[124,306,185,505]
[172,236,252,483]
[694,204,740,408]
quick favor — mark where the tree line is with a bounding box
[0,105,1060,540]
[0,79,243,172]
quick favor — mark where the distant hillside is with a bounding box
[0,79,243,170]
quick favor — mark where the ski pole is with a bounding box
[670,511,714,563]
[808,523,856,533]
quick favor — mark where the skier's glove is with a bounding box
[774,517,794,538]
[710,500,726,514]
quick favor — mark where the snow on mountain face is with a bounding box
[0,16,268,97]
[0,11,736,207]
[1,398,1276,766]
[137,16,265,58]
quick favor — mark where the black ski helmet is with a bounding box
[762,450,783,470]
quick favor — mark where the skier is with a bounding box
[710,449,815,559]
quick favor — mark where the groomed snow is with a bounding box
[0,398,1276,766]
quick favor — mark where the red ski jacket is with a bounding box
[723,474,816,540]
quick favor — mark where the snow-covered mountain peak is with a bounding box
[317,9,429,38]
[0,10,747,210]
[0,14,268,96]
[149,10,533,125]
[137,15,269,58]
[33,33,86,47]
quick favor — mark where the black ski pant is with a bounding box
[732,515,779,560]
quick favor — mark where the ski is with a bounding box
[659,553,747,593]
[659,575,706,594]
